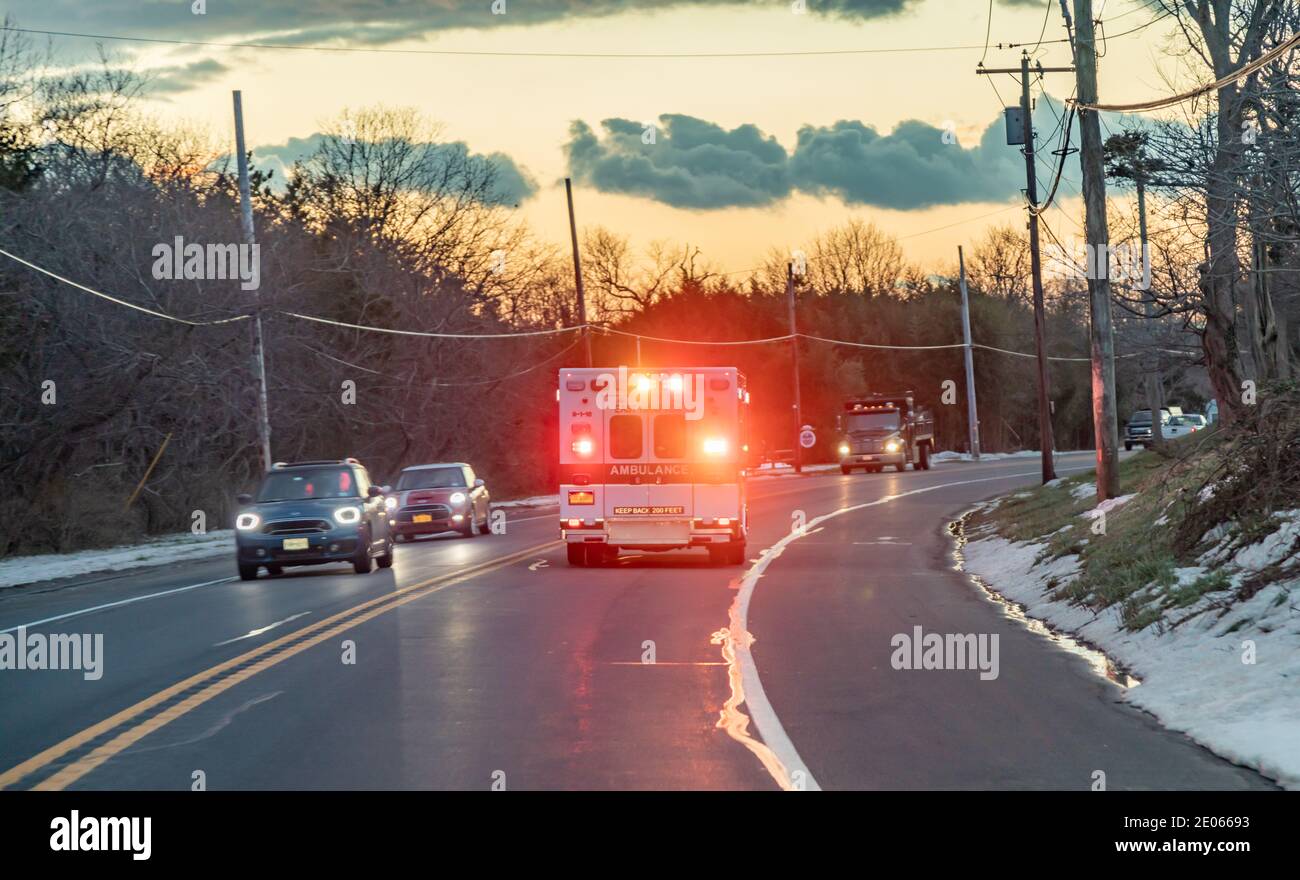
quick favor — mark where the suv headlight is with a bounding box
[333,506,362,525]
[236,513,261,531]
[449,492,467,504]
[385,496,398,511]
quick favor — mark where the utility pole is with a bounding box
[232,91,272,473]
[1135,172,1164,448]
[787,263,803,474]
[978,53,1072,483]
[1073,0,1121,499]
[564,177,593,368]
[957,246,980,459]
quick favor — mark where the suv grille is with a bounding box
[263,519,332,535]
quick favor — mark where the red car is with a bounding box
[388,463,492,541]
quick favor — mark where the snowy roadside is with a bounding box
[0,529,236,590]
[0,493,564,590]
[960,503,1300,790]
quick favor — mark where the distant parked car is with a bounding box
[234,458,394,580]
[388,463,492,542]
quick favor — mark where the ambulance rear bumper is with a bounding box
[561,518,741,549]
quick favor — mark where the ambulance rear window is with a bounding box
[609,415,642,459]
[653,414,687,459]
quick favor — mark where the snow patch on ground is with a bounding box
[1079,493,1137,520]
[1070,481,1096,500]
[931,450,1045,463]
[0,529,235,590]
[1,491,566,588]
[964,530,1300,789]
[748,463,843,479]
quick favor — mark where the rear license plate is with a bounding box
[282,538,309,551]
[413,514,433,523]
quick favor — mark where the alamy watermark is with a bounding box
[0,627,103,680]
[1044,240,1150,290]
[592,366,707,420]
[890,626,999,681]
[152,236,261,291]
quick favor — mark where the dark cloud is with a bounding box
[788,118,1024,209]
[249,133,539,205]
[145,58,228,95]
[5,1,1029,47]
[565,115,791,209]
[564,96,1091,211]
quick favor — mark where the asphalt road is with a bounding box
[0,453,1273,790]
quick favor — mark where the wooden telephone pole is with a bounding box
[564,177,593,368]
[1073,0,1121,499]
[977,53,1073,483]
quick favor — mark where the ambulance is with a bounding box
[558,366,749,566]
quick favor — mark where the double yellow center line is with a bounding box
[1,539,559,791]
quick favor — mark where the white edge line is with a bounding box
[0,577,237,635]
[213,611,313,647]
[733,463,1097,792]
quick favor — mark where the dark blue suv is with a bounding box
[235,459,394,580]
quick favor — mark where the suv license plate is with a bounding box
[282,538,309,551]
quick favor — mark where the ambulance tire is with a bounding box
[726,542,747,566]
[919,443,931,470]
[598,545,619,566]
[567,543,588,566]
[895,463,906,473]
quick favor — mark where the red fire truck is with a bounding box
[558,366,749,566]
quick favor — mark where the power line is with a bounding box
[0,25,1016,59]
[1072,29,1300,112]
[0,245,251,326]
[0,14,1161,62]
[280,309,581,338]
[0,223,1180,361]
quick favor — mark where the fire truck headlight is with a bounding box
[885,440,901,453]
[572,438,594,456]
[449,492,467,504]
[838,444,850,456]
[702,437,728,456]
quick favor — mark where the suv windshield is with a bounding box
[1129,411,1153,424]
[398,467,466,490]
[846,411,900,432]
[258,467,358,502]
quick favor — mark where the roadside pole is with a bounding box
[957,246,981,459]
[787,263,803,474]
[977,54,1072,483]
[1073,0,1121,500]
[1136,173,1163,449]
[564,177,593,368]
[232,91,273,474]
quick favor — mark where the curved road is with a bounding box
[0,452,1272,790]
